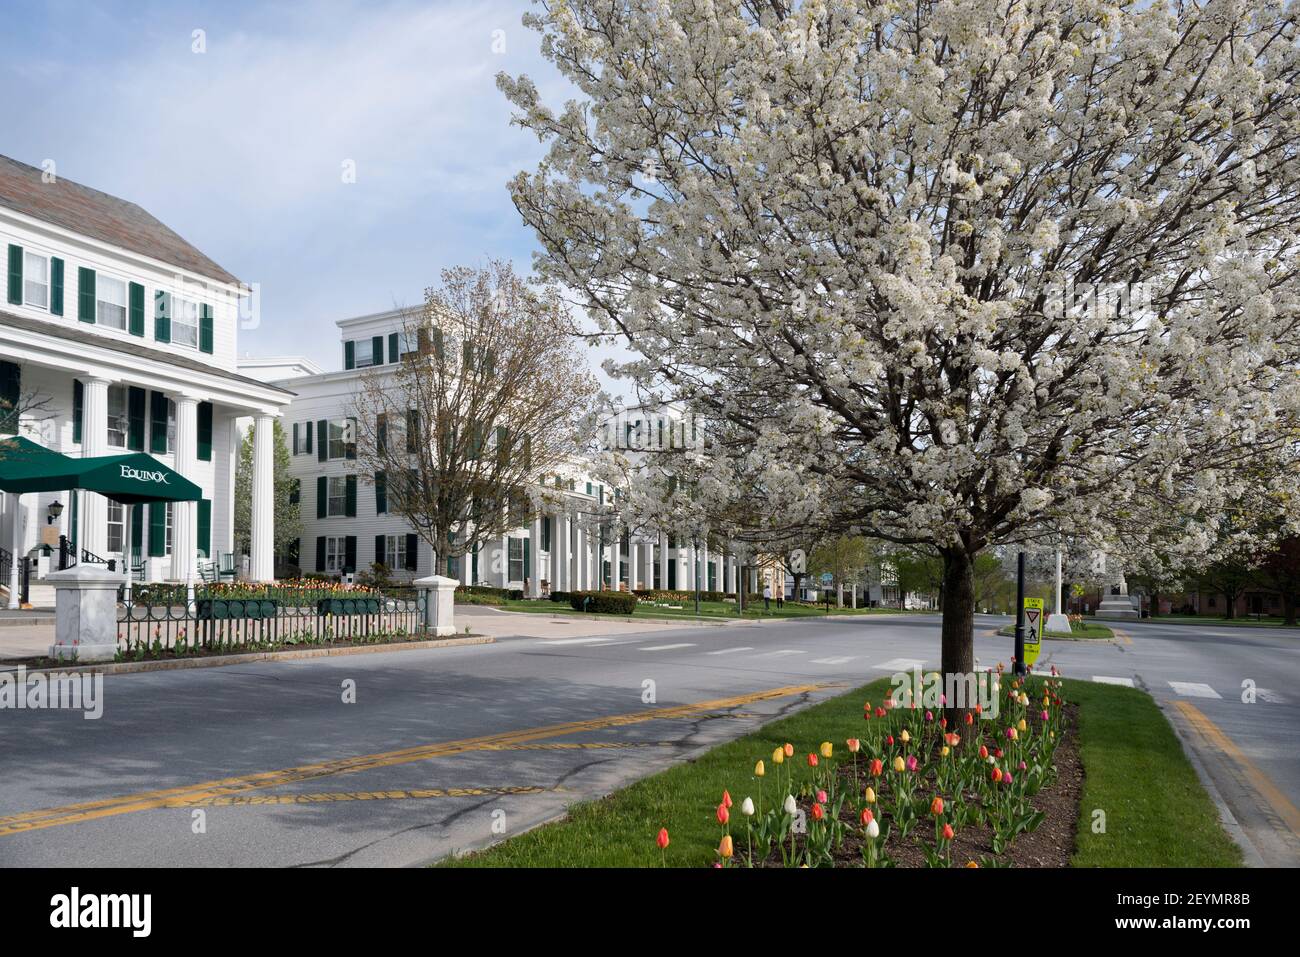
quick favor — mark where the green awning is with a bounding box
[0,438,202,504]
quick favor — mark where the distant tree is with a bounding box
[809,535,871,606]
[234,420,300,560]
[892,548,945,609]
[1255,537,1300,626]
[1192,552,1258,620]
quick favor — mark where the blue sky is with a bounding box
[0,0,597,376]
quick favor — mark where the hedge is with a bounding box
[457,585,524,601]
[568,591,639,615]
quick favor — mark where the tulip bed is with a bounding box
[444,672,1242,869]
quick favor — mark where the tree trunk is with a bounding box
[1283,590,1296,628]
[940,548,976,736]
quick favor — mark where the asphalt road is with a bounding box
[0,610,1296,867]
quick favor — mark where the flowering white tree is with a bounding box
[501,0,1300,719]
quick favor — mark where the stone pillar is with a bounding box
[79,376,112,558]
[530,516,543,597]
[170,396,199,582]
[414,574,458,637]
[46,563,120,662]
[249,412,276,582]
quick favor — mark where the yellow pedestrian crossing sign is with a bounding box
[1023,597,1044,666]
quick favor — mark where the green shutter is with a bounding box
[127,387,146,451]
[344,340,355,370]
[199,303,214,353]
[303,419,312,454]
[344,536,356,573]
[77,267,96,323]
[0,361,20,434]
[405,533,417,571]
[317,420,327,462]
[524,537,531,579]
[345,475,357,517]
[128,282,145,336]
[372,336,383,366]
[388,332,398,363]
[154,290,171,342]
[72,379,83,442]
[197,402,213,461]
[130,504,143,554]
[317,476,327,519]
[5,245,20,305]
[49,257,64,315]
[148,503,167,557]
[316,536,326,572]
[149,391,168,454]
[197,499,211,558]
[292,422,299,455]
[375,472,387,513]
[375,534,386,567]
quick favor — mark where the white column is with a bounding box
[171,396,199,582]
[556,513,569,592]
[701,543,710,592]
[658,533,668,591]
[249,412,276,582]
[7,492,21,609]
[726,554,735,594]
[500,533,510,587]
[530,516,543,598]
[575,525,586,590]
[80,376,111,558]
[685,544,696,591]
[628,536,638,591]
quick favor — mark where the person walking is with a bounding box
[762,583,771,612]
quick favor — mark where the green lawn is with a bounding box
[443,676,1240,868]
[997,623,1114,640]
[493,598,926,622]
[1149,614,1296,629]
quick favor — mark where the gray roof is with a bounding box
[0,154,241,286]
[0,309,295,399]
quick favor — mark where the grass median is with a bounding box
[996,622,1114,640]
[442,676,1240,868]
[494,598,927,622]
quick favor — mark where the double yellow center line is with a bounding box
[0,683,829,837]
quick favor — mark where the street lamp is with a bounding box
[47,500,63,525]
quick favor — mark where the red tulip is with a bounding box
[860,808,873,825]
[885,735,894,747]
[722,790,733,809]
[807,753,818,767]
[979,745,989,760]
[930,796,944,816]
[942,823,955,841]
[964,712,974,725]
[869,759,883,776]
[656,828,670,849]
[816,789,828,804]
[716,803,729,825]
[811,803,825,821]
[992,767,1003,783]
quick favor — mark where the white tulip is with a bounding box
[783,795,797,815]
[866,819,880,840]
[740,797,755,817]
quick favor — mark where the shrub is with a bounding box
[568,591,638,615]
[550,590,572,603]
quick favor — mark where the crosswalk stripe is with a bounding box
[1256,688,1287,704]
[756,649,805,657]
[640,643,696,652]
[811,656,856,665]
[1091,676,1134,687]
[544,637,617,646]
[705,647,754,656]
[1170,682,1222,699]
[876,658,926,672]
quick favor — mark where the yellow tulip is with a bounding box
[772,747,784,765]
[718,834,734,859]
[892,756,905,773]
[819,741,833,759]
[941,745,950,757]
[864,787,876,804]
[1017,718,1027,732]
[965,860,979,868]
[900,729,910,743]
[754,760,765,777]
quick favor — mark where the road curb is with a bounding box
[0,635,495,678]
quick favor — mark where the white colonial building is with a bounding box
[0,154,291,604]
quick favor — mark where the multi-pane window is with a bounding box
[106,385,128,448]
[97,275,127,329]
[23,252,48,309]
[164,503,174,555]
[327,476,347,516]
[353,340,376,368]
[107,501,124,554]
[172,296,200,349]
[327,418,354,460]
[165,399,177,453]
[382,535,408,570]
[324,536,346,573]
[508,537,524,582]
